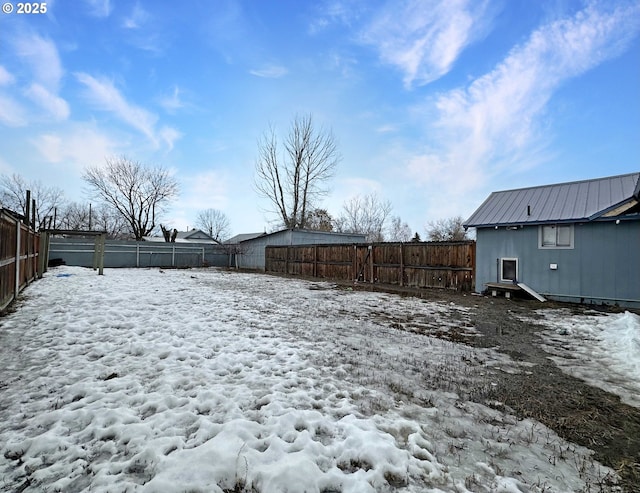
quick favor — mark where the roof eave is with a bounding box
[589,197,639,220]
[470,218,588,228]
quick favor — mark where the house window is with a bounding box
[539,224,573,248]
[500,258,518,283]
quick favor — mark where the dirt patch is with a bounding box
[342,280,640,492]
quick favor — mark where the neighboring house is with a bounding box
[144,229,218,244]
[236,228,367,271]
[464,172,640,308]
[176,229,217,243]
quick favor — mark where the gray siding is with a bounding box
[475,220,640,307]
[237,230,367,271]
[49,238,230,268]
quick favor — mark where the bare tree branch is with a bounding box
[425,216,470,241]
[59,202,129,238]
[387,216,412,242]
[0,173,65,228]
[337,192,392,242]
[195,208,231,242]
[254,114,340,229]
[83,156,178,241]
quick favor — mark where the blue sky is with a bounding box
[1,0,639,237]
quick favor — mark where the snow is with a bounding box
[0,266,620,492]
[527,308,640,408]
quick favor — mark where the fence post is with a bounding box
[38,232,47,279]
[136,244,140,268]
[14,218,20,299]
[285,246,290,274]
[98,234,105,275]
[92,235,99,270]
[25,190,31,226]
[44,232,50,274]
[313,245,318,278]
[399,243,404,287]
[352,244,357,281]
[369,244,374,283]
[172,245,175,267]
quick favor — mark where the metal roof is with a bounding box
[237,228,367,243]
[224,232,266,244]
[464,172,640,227]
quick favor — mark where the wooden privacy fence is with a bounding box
[1,209,41,311]
[265,241,475,291]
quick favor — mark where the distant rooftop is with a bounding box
[464,172,640,227]
[224,232,266,244]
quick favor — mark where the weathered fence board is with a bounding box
[265,241,475,291]
[1,210,40,311]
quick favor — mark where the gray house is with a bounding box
[464,172,640,307]
[144,229,217,244]
[236,228,367,271]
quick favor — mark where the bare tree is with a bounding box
[337,192,392,242]
[387,215,412,242]
[195,208,231,242]
[91,204,130,238]
[305,208,334,231]
[83,156,179,241]
[59,202,91,230]
[0,173,65,228]
[255,114,340,229]
[426,216,469,241]
[59,202,129,238]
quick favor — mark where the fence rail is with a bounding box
[1,210,40,311]
[265,241,475,291]
[48,238,231,269]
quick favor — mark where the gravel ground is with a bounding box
[341,280,640,493]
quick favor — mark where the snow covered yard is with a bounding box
[0,266,624,492]
[525,309,640,409]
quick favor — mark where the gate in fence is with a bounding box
[0,209,41,311]
[265,241,476,291]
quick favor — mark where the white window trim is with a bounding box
[538,224,574,249]
[500,257,518,283]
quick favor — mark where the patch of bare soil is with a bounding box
[345,281,640,493]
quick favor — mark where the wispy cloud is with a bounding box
[5,35,70,121]
[309,1,358,34]
[178,170,229,212]
[0,66,15,86]
[159,86,185,113]
[159,126,182,152]
[83,0,112,18]
[0,67,24,126]
[122,3,149,29]
[376,124,397,134]
[12,33,64,89]
[121,3,163,53]
[407,1,640,214]
[34,124,117,170]
[249,64,288,78]
[76,72,179,150]
[25,84,70,120]
[361,0,492,88]
[0,95,27,127]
